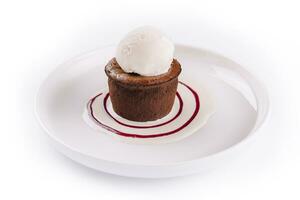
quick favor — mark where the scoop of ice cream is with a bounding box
[115,26,174,76]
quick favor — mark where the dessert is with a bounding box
[105,26,182,122]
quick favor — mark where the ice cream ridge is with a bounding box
[105,26,182,122]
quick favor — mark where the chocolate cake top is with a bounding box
[105,58,181,86]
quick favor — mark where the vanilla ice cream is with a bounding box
[115,26,174,76]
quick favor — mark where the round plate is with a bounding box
[35,45,269,178]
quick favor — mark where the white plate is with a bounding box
[35,45,269,178]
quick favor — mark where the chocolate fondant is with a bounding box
[105,58,181,122]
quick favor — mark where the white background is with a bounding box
[1,0,299,199]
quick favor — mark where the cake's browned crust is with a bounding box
[105,58,182,122]
[105,58,181,87]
